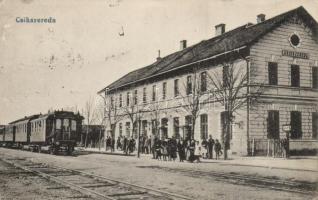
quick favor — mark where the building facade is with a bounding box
[98,7,318,156]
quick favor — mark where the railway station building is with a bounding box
[98,7,318,156]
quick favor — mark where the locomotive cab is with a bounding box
[47,111,83,155]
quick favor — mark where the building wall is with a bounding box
[105,59,249,155]
[249,14,318,142]
[104,13,318,156]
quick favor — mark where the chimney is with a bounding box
[180,40,187,50]
[157,50,161,61]
[215,23,225,36]
[257,14,265,23]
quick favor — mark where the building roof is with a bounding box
[98,6,317,94]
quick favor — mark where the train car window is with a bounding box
[56,119,61,129]
[63,119,69,128]
[71,120,76,131]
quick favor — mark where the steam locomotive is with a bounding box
[0,110,84,155]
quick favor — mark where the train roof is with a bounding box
[9,111,83,125]
[9,114,40,124]
[32,110,84,121]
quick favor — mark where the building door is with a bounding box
[185,116,192,140]
[312,112,318,139]
[290,111,302,139]
[111,124,115,138]
[142,120,148,137]
[267,110,279,139]
[161,118,168,139]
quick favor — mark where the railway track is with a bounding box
[1,155,191,200]
[136,165,318,195]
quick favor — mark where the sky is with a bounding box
[0,0,317,124]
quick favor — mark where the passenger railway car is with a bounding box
[0,126,5,145]
[2,111,84,154]
[3,124,15,147]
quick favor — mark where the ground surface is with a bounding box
[0,148,317,200]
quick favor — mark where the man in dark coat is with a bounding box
[106,136,111,151]
[117,136,121,150]
[177,139,185,162]
[123,136,128,155]
[214,139,221,160]
[207,135,215,159]
[111,136,115,152]
[170,137,177,161]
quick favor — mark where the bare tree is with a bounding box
[103,94,123,151]
[148,99,167,139]
[82,96,97,148]
[208,57,264,159]
[180,65,205,141]
[123,103,145,139]
[94,100,107,150]
[122,92,148,157]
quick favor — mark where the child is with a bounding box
[162,141,168,161]
[194,141,201,163]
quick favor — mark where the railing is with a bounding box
[248,138,285,157]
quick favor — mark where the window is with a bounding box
[174,79,179,97]
[290,33,301,47]
[162,82,167,100]
[185,115,193,140]
[142,120,148,136]
[119,123,122,137]
[151,119,157,136]
[200,114,208,140]
[312,67,318,89]
[71,120,77,131]
[200,72,207,92]
[63,119,69,130]
[126,92,130,106]
[111,124,116,138]
[312,113,318,139]
[290,111,302,139]
[133,89,138,105]
[223,65,229,87]
[125,122,131,137]
[143,87,147,103]
[119,94,122,107]
[173,117,180,138]
[152,85,156,101]
[56,119,61,129]
[268,62,278,85]
[267,110,279,139]
[291,65,300,87]
[186,75,192,95]
[161,118,168,139]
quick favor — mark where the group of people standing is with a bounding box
[105,134,223,162]
[153,135,223,162]
[114,136,136,155]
